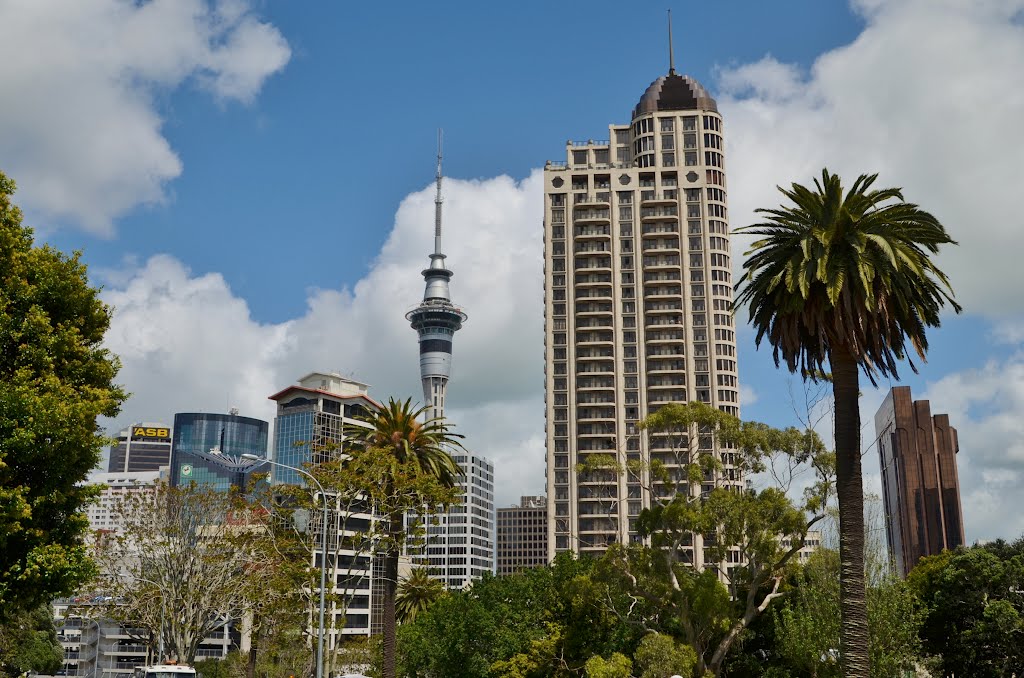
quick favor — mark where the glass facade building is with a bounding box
[169,412,270,492]
[269,372,380,643]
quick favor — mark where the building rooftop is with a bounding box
[633,71,718,118]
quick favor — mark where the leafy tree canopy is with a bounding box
[909,544,1024,676]
[0,170,126,609]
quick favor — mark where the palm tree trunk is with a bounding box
[381,513,402,678]
[830,347,870,676]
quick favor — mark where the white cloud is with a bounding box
[719,0,1024,317]
[0,0,290,235]
[101,172,546,507]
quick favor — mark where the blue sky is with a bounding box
[3,0,1024,541]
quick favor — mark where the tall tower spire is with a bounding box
[407,131,467,423]
[668,8,676,75]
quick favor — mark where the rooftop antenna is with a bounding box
[434,128,444,255]
[668,8,676,75]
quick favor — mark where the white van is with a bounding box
[133,665,197,678]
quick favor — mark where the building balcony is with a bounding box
[574,210,611,225]
[576,352,614,360]
[648,379,687,388]
[575,334,614,345]
[644,303,683,313]
[573,273,613,285]
[574,193,611,207]
[640,192,678,206]
[575,289,613,301]
[643,288,682,299]
[576,384,615,392]
[575,305,613,315]
[641,258,680,269]
[574,225,611,238]
[642,223,679,236]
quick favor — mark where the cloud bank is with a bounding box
[0,0,290,234]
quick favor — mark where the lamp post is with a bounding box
[242,454,329,678]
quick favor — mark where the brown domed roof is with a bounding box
[633,72,718,118]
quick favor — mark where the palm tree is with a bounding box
[396,567,445,624]
[735,170,960,676]
[348,397,462,678]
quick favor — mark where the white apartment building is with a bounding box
[543,61,741,564]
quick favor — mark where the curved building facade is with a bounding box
[169,412,269,491]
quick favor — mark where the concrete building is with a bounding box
[543,54,741,560]
[53,603,232,677]
[497,496,548,575]
[107,423,172,473]
[169,410,270,492]
[406,138,496,587]
[85,471,160,535]
[269,372,380,641]
[875,386,964,577]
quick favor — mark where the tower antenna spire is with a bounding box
[668,8,676,75]
[434,128,443,255]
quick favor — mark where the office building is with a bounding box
[268,371,380,641]
[497,495,548,575]
[169,410,270,492]
[406,138,496,587]
[875,386,964,577]
[106,422,172,473]
[542,52,742,560]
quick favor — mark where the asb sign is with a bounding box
[131,426,169,440]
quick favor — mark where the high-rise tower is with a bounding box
[875,386,964,577]
[407,132,468,423]
[543,35,741,559]
[405,137,496,588]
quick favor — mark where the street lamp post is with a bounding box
[242,454,329,678]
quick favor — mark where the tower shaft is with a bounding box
[407,131,466,422]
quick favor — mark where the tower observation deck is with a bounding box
[406,132,467,422]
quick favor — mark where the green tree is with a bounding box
[0,170,126,610]
[774,548,921,677]
[736,169,960,676]
[397,554,637,678]
[908,544,1024,675]
[633,632,697,678]
[347,398,462,678]
[91,484,273,663]
[396,568,445,624]
[0,603,63,677]
[590,402,833,676]
[583,653,631,678]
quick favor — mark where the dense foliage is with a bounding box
[908,540,1024,676]
[398,553,640,678]
[0,170,126,610]
[0,603,62,677]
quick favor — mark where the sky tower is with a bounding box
[406,131,467,422]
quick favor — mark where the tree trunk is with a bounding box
[247,633,257,678]
[830,347,870,676]
[381,513,401,678]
